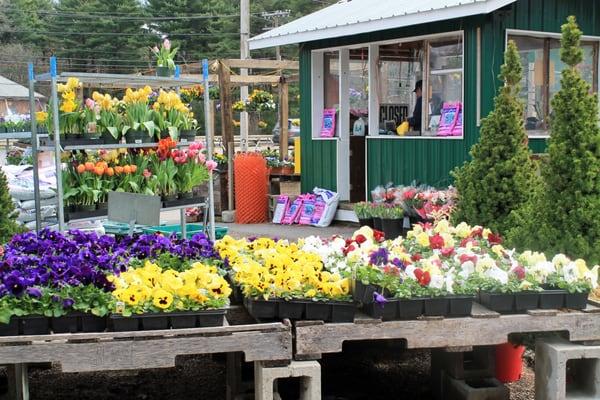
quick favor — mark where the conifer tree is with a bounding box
[0,169,20,243]
[520,16,600,263]
[452,40,538,235]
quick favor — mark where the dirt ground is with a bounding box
[0,348,535,400]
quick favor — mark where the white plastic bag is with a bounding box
[311,187,339,227]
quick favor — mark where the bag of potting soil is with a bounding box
[281,196,304,225]
[311,187,339,227]
[298,195,316,225]
[272,195,290,224]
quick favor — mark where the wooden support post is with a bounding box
[226,353,243,400]
[278,79,289,161]
[218,61,234,149]
[6,364,29,400]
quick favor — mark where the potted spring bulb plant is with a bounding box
[152,39,178,77]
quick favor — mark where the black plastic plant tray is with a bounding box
[244,297,278,320]
[304,302,331,320]
[80,314,107,332]
[479,292,515,313]
[162,196,205,208]
[0,318,19,336]
[353,280,383,305]
[278,300,305,319]
[565,292,589,310]
[539,290,566,309]
[514,292,540,311]
[398,298,424,320]
[424,298,449,316]
[448,296,475,317]
[52,313,79,333]
[330,302,356,323]
[196,310,226,327]
[110,315,141,332]
[20,315,50,335]
[364,300,398,321]
[65,208,107,222]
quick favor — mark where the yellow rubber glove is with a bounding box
[396,121,409,136]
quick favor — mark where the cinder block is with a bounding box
[535,338,600,400]
[445,374,509,400]
[431,346,496,400]
[254,360,321,400]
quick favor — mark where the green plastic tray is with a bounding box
[141,224,228,239]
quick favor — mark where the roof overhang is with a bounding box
[250,0,516,50]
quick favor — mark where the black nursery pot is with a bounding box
[0,318,19,336]
[244,298,278,319]
[365,300,398,321]
[278,300,305,319]
[565,291,589,310]
[373,217,383,232]
[353,281,380,305]
[358,217,374,229]
[52,313,79,333]
[398,298,424,320]
[169,312,197,329]
[381,218,403,240]
[479,292,515,313]
[539,290,566,309]
[20,315,50,335]
[304,302,331,321]
[424,297,449,316]
[197,310,226,327]
[110,315,140,332]
[514,292,540,311]
[330,302,356,323]
[448,296,475,317]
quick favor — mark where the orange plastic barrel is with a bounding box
[234,152,269,224]
[495,342,525,383]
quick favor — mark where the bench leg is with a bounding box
[254,360,321,400]
[6,365,28,400]
[226,353,243,400]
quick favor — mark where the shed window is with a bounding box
[509,34,599,136]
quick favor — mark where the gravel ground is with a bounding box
[0,347,536,400]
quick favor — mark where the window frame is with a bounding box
[310,30,465,141]
[506,29,600,139]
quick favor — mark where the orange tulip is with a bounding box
[130,165,138,173]
[84,162,95,171]
[96,161,108,170]
[115,166,124,174]
[123,165,132,174]
[76,164,86,174]
[105,167,115,177]
[94,166,105,176]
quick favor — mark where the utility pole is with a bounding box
[240,0,250,151]
[261,10,290,61]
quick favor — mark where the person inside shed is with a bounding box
[407,80,422,132]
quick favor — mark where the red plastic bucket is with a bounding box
[495,342,525,383]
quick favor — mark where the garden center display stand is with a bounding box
[27,60,218,239]
[292,301,600,399]
[0,318,292,400]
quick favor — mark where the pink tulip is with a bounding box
[206,160,217,172]
[85,98,95,109]
[143,169,152,178]
[188,149,199,159]
[198,153,206,164]
[189,142,204,151]
[163,39,171,50]
[152,46,159,54]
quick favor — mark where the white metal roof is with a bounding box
[0,75,43,99]
[249,0,516,50]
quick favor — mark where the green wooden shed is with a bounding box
[250,0,600,203]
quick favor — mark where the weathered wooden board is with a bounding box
[294,310,600,356]
[0,322,292,373]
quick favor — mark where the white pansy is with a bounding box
[485,266,509,285]
[430,274,445,289]
[459,261,475,280]
[444,268,456,294]
[563,262,579,283]
[405,264,416,280]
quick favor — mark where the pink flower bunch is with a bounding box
[172,149,188,165]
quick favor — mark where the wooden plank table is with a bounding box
[0,320,292,373]
[294,302,600,359]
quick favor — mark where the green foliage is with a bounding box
[0,169,21,244]
[452,40,539,235]
[510,17,600,264]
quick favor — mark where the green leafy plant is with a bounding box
[0,168,21,243]
[452,40,539,235]
[151,38,178,70]
[353,202,372,219]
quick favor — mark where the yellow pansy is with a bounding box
[152,289,173,309]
